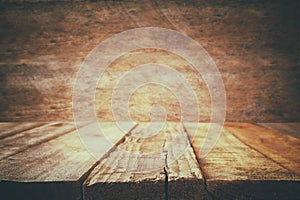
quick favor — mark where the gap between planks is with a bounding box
[1,122,299,200]
[83,122,209,200]
[0,122,90,160]
[225,123,300,176]
[184,123,300,199]
[0,122,137,200]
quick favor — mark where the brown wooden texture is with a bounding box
[1,122,299,199]
[0,122,77,160]
[259,123,300,139]
[0,122,46,139]
[225,123,300,176]
[1,1,299,122]
[83,122,209,200]
[0,122,132,200]
[185,123,300,199]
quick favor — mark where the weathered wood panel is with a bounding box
[1,1,299,122]
[0,122,77,160]
[0,122,132,200]
[1,122,299,199]
[225,123,300,176]
[83,122,208,200]
[0,122,46,139]
[258,123,300,139]
[185,123,300,199]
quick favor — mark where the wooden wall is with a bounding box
[0,0,299,122]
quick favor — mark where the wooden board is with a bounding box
[0,122,46,139]
[0,122,133,200]
[0,122,77,160]
[184,123,300,199]
[258,123,300,139]
[225,123,300,176]
[83,122,209,200]
[1,122,299,199]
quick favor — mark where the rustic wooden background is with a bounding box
[1,0,299,122]
[0,1,299,199]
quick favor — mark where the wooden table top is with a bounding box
[0,122,299,200]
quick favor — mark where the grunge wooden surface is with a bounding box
[0,122,299,199]
[0,0,299,122]
[1,1,299,199]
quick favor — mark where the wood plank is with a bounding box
[185,123,300,199]
[0,122,132,200]
[225,123,300,176]
[83,122,209,200]
[0,122,46,139]
[0,122,78,160]
[258,123,300,139]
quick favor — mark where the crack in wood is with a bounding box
[163,166,169,200]
[183,123,214,200]
[96,123,139,165]
[162,138,169,200]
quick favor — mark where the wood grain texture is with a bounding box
[185,123,300,199]
[225,123,300,176]
[1,122,299,199]
[1,1,299,122]
[0,122,132,200]
[258,123,300,139]
[83,122,208,200]
[0,122,46,139]
[0,122,77,160]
